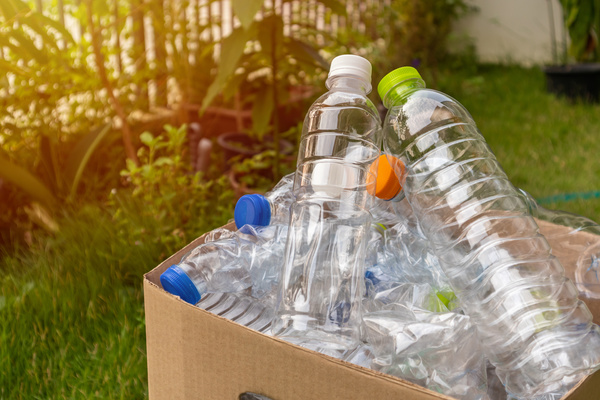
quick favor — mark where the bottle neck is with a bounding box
[383,78,426,108]
[326,75,371,94]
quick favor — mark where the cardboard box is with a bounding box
[144,220,600,399]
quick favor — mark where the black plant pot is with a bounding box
[543,63,600,102]
[217,132,294,166]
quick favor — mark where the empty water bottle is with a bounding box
[160,224,287,304]
[234,173,295,228]
[272,54,382,357]
[378,66,600,398]
[196,291,276,334]
[518,189,600,299]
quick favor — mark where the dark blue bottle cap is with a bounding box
[234,194,271,229]
[160,265,201,304]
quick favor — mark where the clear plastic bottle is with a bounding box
[271,55,382,357]
[367,154,450,291]
[518,189,600,299]
[160,224,287,304]
[233,173,295,229]
[378,66,600,398]
[196,291,276,334]
[369,154,424,237]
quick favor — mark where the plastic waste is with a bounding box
[160,224,287,304]
[234,173,295,228]
[272,54,382,358]
[196,291,276,334]
[378,66,600,398]
[363,305,489,400]
[342,343,376,369]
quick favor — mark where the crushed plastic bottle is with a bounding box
[272,54,382,358]
[378,66,600,398]
[342,343,376,369]
[364,305,489,400]
[234,173,295,229]
[160,224,287,303]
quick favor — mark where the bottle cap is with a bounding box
[160,265,202,304]
[234,194,272,228]
[377,67,424,104]
[367,155,405,200]
[327,54,372,91]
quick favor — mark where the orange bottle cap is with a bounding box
[367,155,405,200]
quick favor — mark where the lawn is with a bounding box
[1,64,599,398]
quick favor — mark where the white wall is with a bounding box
[453,0,566,66]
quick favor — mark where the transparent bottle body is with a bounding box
[181,224,287,298]
[264,173,295,225]
[383,86,600,398]
[196,291,276,334]
[273,76,382,357]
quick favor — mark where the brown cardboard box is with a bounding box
[144,221,600,399]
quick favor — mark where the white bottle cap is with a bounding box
[327,54,372,91]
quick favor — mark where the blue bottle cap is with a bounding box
[160,265,201,304]
[234,194,272,229]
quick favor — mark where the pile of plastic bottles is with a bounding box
[160,55,600,400]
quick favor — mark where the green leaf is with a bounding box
[566,4,579,27]
[24,12,76,45]
[286,37,329,69]
[220,24,257,77]
[568,0,593,60]
[231,0,263,30]
[9,29,49,64]
[258,14,284,59]
[594,0,600,61]
[140,131,154,146]
[0,154,57,209]
[201,24,257,112]
[153,157,174,166]
[64,123,112,200]
[20,12,57,48]
[252,86,274,138]
[0,0,25,20]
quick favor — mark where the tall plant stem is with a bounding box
[85,0,139,165]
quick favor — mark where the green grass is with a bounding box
[436,64,600,221]
[0,202,232,399]
[1,64,600,398]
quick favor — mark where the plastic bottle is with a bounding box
[196,291,276,334]
[160,224,287,304]
[271,55,382,357]
[518,189,600,299]
[378,66,600,398]
[234,173,295,229]
[368,154,424,237]
[366,154,450,293]
[363,306,489,400]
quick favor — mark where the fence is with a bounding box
[33,0,392,113]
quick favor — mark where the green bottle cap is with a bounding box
[377,67,424,104]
